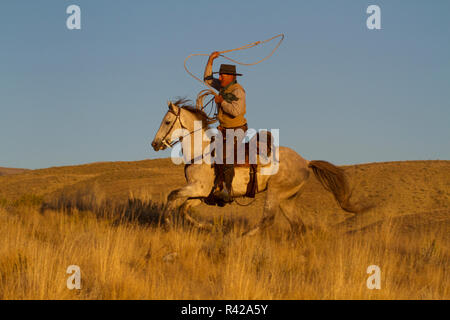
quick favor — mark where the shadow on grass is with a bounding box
[38,183,256,234]
[39,186,251,233]
[39,184,170,228]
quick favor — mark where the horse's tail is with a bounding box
[308,160,359,213]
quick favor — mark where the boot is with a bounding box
[214,165,235,203]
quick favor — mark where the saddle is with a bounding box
[205,130,273,206]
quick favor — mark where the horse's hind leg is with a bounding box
[242,192,279,237]
[280,197,306,235]
[242,178,308,237]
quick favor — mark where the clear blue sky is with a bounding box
[1,0,449,169]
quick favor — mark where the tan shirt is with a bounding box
[203,63,246,118]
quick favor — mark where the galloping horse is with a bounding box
[151,99,359,235]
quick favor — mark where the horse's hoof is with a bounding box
[162,217,173,231]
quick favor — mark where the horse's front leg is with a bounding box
[163,188,189,227]
[180,199,213,230]
[163,183,211,228]
[163,163,215,229]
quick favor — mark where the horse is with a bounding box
[151,99,360,236]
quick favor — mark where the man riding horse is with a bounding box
[150,36,362,235]
[204,51,248,203]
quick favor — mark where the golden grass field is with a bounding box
[0,158,449,299]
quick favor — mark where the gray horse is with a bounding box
[151,99,359,235]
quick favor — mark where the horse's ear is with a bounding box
[168,101,176,112]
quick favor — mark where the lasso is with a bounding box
[183,34,285,122]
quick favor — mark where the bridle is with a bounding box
[160,106,183,148]
[159,105,209,149]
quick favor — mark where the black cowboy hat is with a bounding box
[213,64,243,76]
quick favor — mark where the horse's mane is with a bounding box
[172,98,211,128]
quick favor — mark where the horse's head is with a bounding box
[151,101,181,151]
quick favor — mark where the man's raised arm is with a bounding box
[203,51,221,91]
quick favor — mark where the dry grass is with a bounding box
[0,159,449,299]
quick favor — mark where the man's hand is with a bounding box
[214,94,224,104]
[209,51,220,61]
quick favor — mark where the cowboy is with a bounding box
[204,51,248,203]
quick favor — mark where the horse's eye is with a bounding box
[165,120,171,125]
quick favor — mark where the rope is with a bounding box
[195,89,217,122]
[185,34,285,119]
[233,195,257,207]
[185,33,284,92]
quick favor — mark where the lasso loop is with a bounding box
[184,34,285,121]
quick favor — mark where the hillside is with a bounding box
[0,158,449,299]
[0,167,29,176]
[0,158,448,230]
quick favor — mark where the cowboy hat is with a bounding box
[212,64,243,76]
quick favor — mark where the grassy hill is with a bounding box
[0,167,28,177]
[1,158,448,227]
[0,158,449,299]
